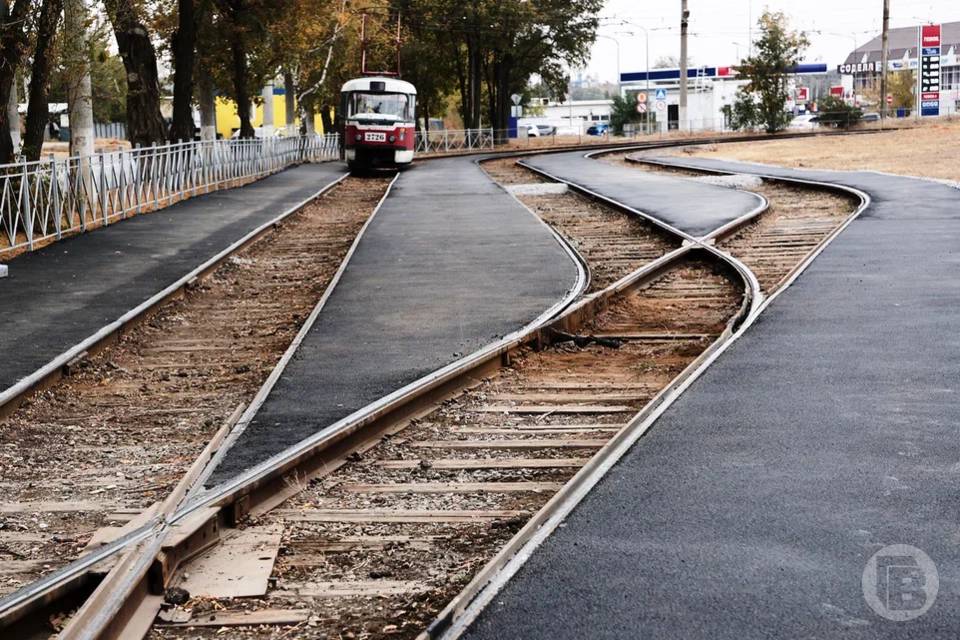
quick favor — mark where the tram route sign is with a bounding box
[918,24,941,117]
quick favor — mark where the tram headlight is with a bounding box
[355,133,362,142]
[389,134,396,143]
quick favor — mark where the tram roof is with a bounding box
[341,77,417,95]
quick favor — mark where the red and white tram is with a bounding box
[341,77,416,170]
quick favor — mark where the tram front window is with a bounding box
[348,92,414,120]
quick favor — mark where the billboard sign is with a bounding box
[919,24,941,117]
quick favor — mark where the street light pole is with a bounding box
[596,34,621,88]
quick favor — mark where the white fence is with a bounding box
[0,134,339,259]
[415,128,494,154]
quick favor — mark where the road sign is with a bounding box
[796,87,809,102]
[510,93,522,106]
[636,92,647,104]
[886,94,894,105]
[655,100,667,111]
[636,102,647,114]
[655,88,667,100]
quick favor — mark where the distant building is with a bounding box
[618,64,829,132]
[518,99,613,135]
[839,21,960,115]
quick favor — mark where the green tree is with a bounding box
[736,10,808,133]
[609,93,641,135]
[815,95,862,128]
[721,92,759,131]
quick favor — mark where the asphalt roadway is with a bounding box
[0,163,346,396]
[208,156,581,483]
[520,150,763,238]
[465,158,960,639]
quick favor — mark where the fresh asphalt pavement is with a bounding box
[0,163,346,396]
[520,150,763,238]
[208,156,581,483]
[465,158,960,639]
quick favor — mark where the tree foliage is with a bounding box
[735,10,809,134]
[5,0,608,152]
[815,95,862,128]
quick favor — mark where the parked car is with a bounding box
[526,124,557,137]
[788,114,820,130]
[586,123,610,136]
[861,112,881,123]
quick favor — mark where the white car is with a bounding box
[788,114,820,130]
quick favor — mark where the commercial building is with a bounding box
[839,21,960,116]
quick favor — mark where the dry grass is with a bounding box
[678,119,960,183]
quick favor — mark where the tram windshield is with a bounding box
[347,92,415,121]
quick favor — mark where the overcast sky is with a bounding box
[583,1,960,82]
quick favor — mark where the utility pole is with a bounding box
[879,0,890,119]
[679,0,689,131]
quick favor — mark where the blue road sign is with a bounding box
[655,88,667,100]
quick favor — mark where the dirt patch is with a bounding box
[667,121,960,183]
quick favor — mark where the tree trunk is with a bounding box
[283,70,296,136]
[105,0,168,145]
[229,26,255,138]
[0,0,33,163]
[302,105,316,134]
[169,0,197,142]
[198,71,216,140]
[319,104,333,135]
[260,81,274,135]
[466,44,481,129]
[63,0,94,157]
[23,0,63,161]
[7,72,19,152]
[493,53,512,144]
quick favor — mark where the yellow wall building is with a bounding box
[214,91,326,138]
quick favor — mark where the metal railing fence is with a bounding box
[0,134,339,260]
[415,128,494,154]
[93,122,127,140]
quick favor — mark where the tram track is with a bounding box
[0,176,392,608]
[599,150,860,294]
[0,138,867,639]
[133,155,856,639]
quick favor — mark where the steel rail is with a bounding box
[0,134,872,636]
[0,162,590,634]
[514,153,767,322]
[0,171,349,420]
[0,170,347,627]
[425,150,872,640]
